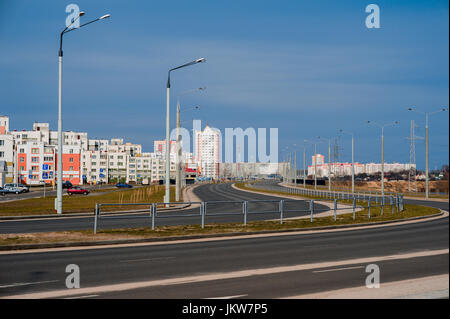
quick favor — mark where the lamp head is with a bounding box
[196,58,206,63]
[79,11,86,17]
[100,14,111,20]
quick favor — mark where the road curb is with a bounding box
[0,210,444,252]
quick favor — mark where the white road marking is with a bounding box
[0,280,59,289]
[63,294,99,299]
[283,274,449,299]
[313,266,365,273]
[119,257,176,263]
[205,294,248,299]
[2,249,447,299]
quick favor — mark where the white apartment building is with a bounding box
[307,154,417,177]
[195,125,220,179]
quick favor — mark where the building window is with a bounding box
[69,166,73,171]
[31,157,39,162]
[31,148,39,154]
[0,151,4,158]
[20,157,24,162]
[31,166,39,171]
[0,140,4,146]
[69,157,74,163]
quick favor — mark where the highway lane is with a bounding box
[0,213,447,298]
[0,183,326,234]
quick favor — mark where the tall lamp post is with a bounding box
[304,139,322,190]
[176,99,202,202]
[367,120,398,198]
[57,11,110,215]
[165,58,206,204]
[339,129,355,195]
[318,136,332,192]
[407,107,448,198]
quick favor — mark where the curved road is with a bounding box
[0,182,447,299]
[0,183,328,234]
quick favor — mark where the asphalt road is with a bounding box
[0,182,447,299]
[0,183,327,234]
[0,214,447,298]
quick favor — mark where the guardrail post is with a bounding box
[151,203,156,230]
[279,200,284,224]
[334,199,337,221]
[201,202,206,229]
[368,197,371,218]
[243,201,248,225]
[390,196,394,214]
[400,195,404,211]
[94,203,99,234]
[310,200,314,222]
[381,197,384,216]
[352,198,356,220]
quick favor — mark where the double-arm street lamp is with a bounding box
[407,107,448,198]
[57,11,110,214]
[339,129,355,195]
[175,87,205,201]
[165,58,206,204]
[367,120,398,198]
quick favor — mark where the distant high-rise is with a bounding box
[195,125,220,179]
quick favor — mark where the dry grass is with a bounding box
[0,185,180,216]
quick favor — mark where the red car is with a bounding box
[67,186,90,195]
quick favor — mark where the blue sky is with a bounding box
[0,0,448,170]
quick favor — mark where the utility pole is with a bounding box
[407,107,447,198]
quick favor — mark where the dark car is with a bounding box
[62,181,73,189]
[67,186,89,195]
[116,183,133,188]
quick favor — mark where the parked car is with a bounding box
[0,187,8,196]
[4,183,29,193]
[2,186,24,194]
[116,183,133,188]
[67,187,90,195]
[62,181,73,189]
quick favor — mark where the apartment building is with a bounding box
[195,125,220,179]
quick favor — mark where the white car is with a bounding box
[4,183,29,193]
[2,186,24,194]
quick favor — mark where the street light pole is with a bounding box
[56,11,110,214]
[407,107,448,198]
[303,147,306,188]
[318,137,332,192]
[339,130,355,195]
[176,88,205,202]
[367,120,398,198]
[164,58,206,204]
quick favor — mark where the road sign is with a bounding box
[43,164,49,170]
[42,172,48,179]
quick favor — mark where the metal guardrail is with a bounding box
[250,182,404,205]
[93,190,404,233]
